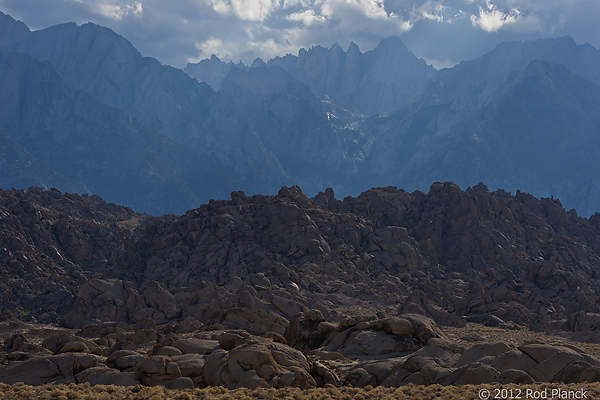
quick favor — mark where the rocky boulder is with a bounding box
[203,333,317,389]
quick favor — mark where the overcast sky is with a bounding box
[1,0,599,69]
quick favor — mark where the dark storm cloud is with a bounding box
[0,0,598,69]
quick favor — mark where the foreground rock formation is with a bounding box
[3,314,600,388]
[1,183,600,388]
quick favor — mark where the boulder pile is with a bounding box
[1,182,600,388]
[3,312,600,388]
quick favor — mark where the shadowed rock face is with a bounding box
[3,311,600,388]
[0,183,599,333]
[1,183,600,388]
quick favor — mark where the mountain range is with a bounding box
[0,11,599,216]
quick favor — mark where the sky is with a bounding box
[1,0,599,69]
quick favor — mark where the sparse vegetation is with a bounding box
[1,383,600,400]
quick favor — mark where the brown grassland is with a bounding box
[1,383,599,400]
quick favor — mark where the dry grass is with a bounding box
[1,383,600,400]
[445,322,600,358]
[116,215,148,231]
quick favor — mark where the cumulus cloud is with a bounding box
[0,0,598,69]
[208,0,280,22]
[193,37,233,61]
[470,0,521,32]
[190,32,297,64]
[320,0,387,20]
[58,0,144,20]
[317,0,412,32]
[92,1,142,20]
[411,1,447,23]
[467,0,547,34]
[285,9,326,26]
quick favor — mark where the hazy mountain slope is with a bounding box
[0,11,29,46]
[273,37,436,115]
[184,54,248,91]
[0,130,87,193]
[375,61,600,216]
[432,60,600,217]
[1,9,598,216]
[186,37,435,116]
[283,37,434,115]
[457,36,600,88]
[358,38,600,216]
[5,20,216,148]
[1,15,326,193]
[0,51,233,215]
[211,66,362,194]
[414,37,600,126]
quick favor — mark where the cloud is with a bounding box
[190,32,296,64]
[56,0,144,20]
[0,0,599,70]
[285,9,326,26]
[470,0,521,32]
[208,0,281,22]
[317,0,412,32]
[411,1,447,23]
[92,1,142,20]
[320,0,389,20]
[193,37,233,61]
[188,0,414,64]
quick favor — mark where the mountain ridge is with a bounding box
[1,182,599,324]
[0,10,599,216]
[187,36,436,115]
[0,50,236,215]
[2,11,600,387]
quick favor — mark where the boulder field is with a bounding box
[1,182,600,388]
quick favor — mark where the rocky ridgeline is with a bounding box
[1,183,600,388]
[0,187,142,320]
[1,183,600,331]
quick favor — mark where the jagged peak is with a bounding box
[0,10,30,31]
[347,42,361,54]
[251,57,266,68]
[44,21,85,34]
[539,35,578,47]
[516,58,578,83]
[376,36,406,47]
[331,42,343,53]
[31,20,138,53]
[491,36,579,55]
[79,22,138,46]
[0,11,31,45]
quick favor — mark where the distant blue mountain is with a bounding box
[361,39,600,216]
[0,11,599,216]
[0,50,233,215]
[0,130,87,193]
[186,37,436,115]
